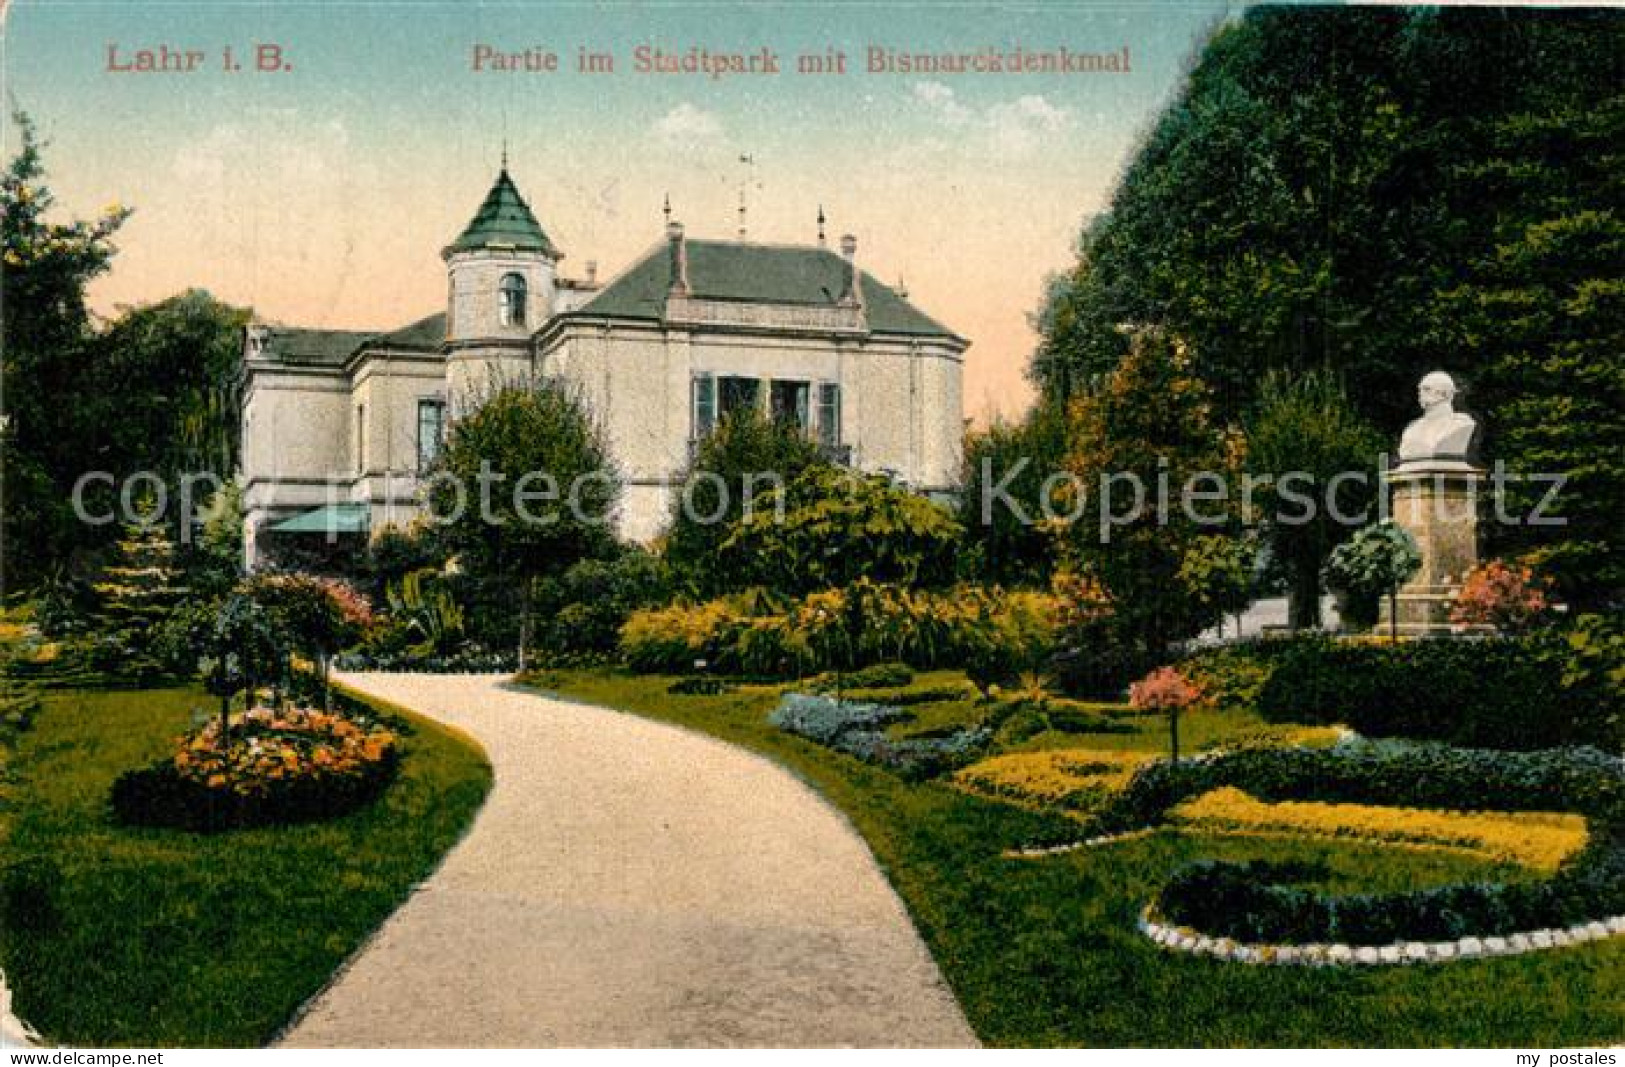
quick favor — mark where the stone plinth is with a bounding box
[1381,460,1485,636]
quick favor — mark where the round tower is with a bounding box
[442,166,562,409]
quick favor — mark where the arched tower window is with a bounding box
[499,272,527,327]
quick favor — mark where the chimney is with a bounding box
[667,221,689,297]
[838,233,863,308]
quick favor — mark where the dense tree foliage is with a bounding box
[1243,369,1384,629]
[1060,328,1245,673]
[664,409,829,595]
[426,379,619,669]
[1031,7,1625,605]
[957,400,1069,587]
[2,113,247,588]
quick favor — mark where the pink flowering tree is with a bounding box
[1450,559,1552,634]
[1130,666,1205,764]
[251,574,375,711]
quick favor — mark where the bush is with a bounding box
[1108,735,1625,946]
[619,584,1061,681]
[667,676,732,696]
[1256,632,1622,751]
[1157,842,1625,946]
[531,550,673,666]
[111,706,399,831]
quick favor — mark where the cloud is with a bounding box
[655,103,723,147]
[909,82,1072,158]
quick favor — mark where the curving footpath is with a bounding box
[277,673,975,1048]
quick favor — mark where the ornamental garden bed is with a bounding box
[111,705,400,832]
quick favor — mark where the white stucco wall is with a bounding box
[445,249,557,343]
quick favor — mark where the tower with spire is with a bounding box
[442,164,562,407]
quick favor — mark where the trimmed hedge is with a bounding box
[1101,737,1625,946]
[1253,634,1622,752]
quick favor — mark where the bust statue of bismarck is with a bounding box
[1398,370,1478,464]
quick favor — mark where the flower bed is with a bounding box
[111,706,400,831]
[768,692,990,779]
[953,748,1151,817]
[1095,737,1625,950]
[1167,786,1588,872]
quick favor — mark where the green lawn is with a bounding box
[526,668,1625,1047]
[0,684,492,1047]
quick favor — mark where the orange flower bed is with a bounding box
[113,706,400,830]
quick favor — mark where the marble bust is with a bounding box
[1398,370,1478,464]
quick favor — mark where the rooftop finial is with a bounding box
[737,153,757,241]
[500,139,508,172]
[817,204,826,248]
[663,192,672,227]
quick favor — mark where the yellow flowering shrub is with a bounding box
[1168,786,1588,872]
[953,748,1152,817]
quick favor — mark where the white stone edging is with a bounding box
[1004,828,1154,859]
[1138,906,1625,966]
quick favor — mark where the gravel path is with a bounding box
[277,673,976,1048]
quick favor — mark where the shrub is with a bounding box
[531,550,673,666]
[112,706,399,831]
[1451,558,1554,633]
[619,600,739,673]
[1255,632,1621,751]
[668,676,732,696]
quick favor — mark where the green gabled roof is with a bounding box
[565,239,961,340]
[365,311,446,352]
[445,169,557,256]
[259,327,373,366]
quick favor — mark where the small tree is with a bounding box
[1130,665,1204,764]
[89,497,189,680]
[161,590,282,742]
[1325,520,1421,640]
[252,574,373,710]
[718,467,962,596]
[428,380,620,671]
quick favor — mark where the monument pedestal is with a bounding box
[1380,460,1485,636]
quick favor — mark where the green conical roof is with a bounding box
[445,169,558,257]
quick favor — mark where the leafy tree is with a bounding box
[958,399,1069,587]
[1243,369,1384,630]
[1031,8,1625,607]
[1325,519,1421,640]
[665,409,828,595]
[1060,328,1245,677]
[426,379,620,670]
[1,110,129,584]
[250,573,373,711]
[719,466,962,597]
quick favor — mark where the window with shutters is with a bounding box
[817,382,841,448]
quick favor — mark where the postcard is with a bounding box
[1,0,1621,1053]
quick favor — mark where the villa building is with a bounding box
[240,166,967,566]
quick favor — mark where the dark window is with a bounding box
[499,272,527,327]
[417,399,446,472]
[771,380,810,431]
[719,376,761,418]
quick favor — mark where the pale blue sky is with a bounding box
[2,0,1263,417]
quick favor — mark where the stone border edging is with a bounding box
[1137,906,1625,966]
[1004,828,1153,858]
